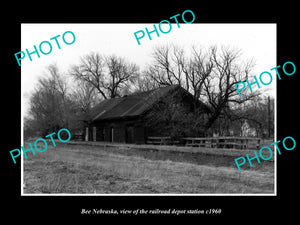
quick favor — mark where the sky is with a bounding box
[21,23,276,115]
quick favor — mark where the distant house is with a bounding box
[241,120,257,137]
[85,85,210,144]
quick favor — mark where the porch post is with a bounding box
[85,127,89,141]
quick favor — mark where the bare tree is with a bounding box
[70,81,99,115]
[144,45,213,101]
[28,64,71,135]
[185,46,214,100]
[69,52,139,99]
[225,95,274,138]
[202,46,259,130]
[133,72,160,92]
[145,45,187,88]
[146,44,260,132]
[105,55,139,98]
[69,52,107,99]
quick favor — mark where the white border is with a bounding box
[21,23,277,196]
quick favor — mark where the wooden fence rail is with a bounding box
[147,136,261,150]
[147,136,180,145]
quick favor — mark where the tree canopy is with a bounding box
[24,45,273,139]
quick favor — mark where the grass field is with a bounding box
[23,141,275,194]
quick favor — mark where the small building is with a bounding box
[241,120,257,137]
[85,85,210,144]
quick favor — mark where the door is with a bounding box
[125,125,134,143]
[93,127,96,142]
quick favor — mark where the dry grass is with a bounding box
[23,142,274,194]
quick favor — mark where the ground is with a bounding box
[23,140,275,194]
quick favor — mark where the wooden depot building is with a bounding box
[85,85,209,144]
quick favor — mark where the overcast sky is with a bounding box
[21,23,276,115]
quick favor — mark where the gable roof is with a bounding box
[89,85,209,122]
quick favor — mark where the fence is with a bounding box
[147,136,180,145]
[147,136,261,150]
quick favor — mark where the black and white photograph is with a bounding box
[21,23,276,195]
[4,3,299,221]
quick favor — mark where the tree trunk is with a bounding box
[203,110,222,133]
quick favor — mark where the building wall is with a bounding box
[85,86,211,144]
[113,125,126,142]
[134,126,145,144]
[88,117,146,144]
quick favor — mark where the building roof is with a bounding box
[89,85,209,122]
